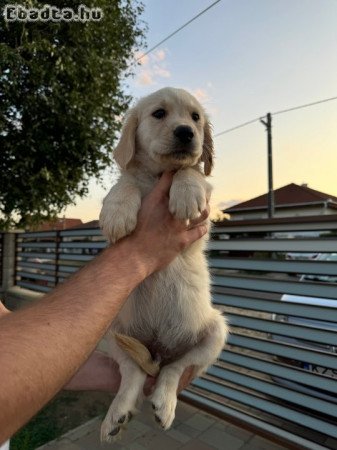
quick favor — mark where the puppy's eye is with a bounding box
[152,109,166,119]
[192,112,200,122]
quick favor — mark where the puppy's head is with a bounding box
[114,87,214,175]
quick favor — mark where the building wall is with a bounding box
[228,206,336,220]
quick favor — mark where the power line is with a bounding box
[273,95,337,116]
[214,94,337,138]
[136,0,221,62]
[213,116,262,138]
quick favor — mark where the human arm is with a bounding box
[63,350,195,395]
[0,171,208,444]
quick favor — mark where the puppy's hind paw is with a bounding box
[100,411,133,443]
[151,393,177,430]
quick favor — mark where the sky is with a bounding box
[64,0,337,222]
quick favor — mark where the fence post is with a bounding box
[1,232,17,293]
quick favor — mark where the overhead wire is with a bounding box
[214,95,337,138]
[135,0,221,62]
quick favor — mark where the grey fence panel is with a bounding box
[220,351,337,394]
[209,365,337,417]
[15,228,107,292]
[228,333,337,370]
[212,275,337,299]
[208,238,337,252]
[191,378,337,439]
[227,313,336,345]
[213,293,337,322]
[209,257,337,276]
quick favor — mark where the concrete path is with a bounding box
[36,401,288,450]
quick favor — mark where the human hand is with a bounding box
[143,366,195,396]
[65,352,195,396]
[129,171,210,275]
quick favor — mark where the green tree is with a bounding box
[0,0,146,229]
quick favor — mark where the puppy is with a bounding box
[99,87,228,443]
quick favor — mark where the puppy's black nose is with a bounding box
[174,125,194,144]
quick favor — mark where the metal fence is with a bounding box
[15,228,106,292]
[183,216,337,450]
[13,216,337,449]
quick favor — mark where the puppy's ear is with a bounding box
[114,107,138,169]
[201,118,214,176]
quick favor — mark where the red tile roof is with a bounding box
[223,183,337,213]
[36,218,83,231]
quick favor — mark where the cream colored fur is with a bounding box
[99,87,228,443]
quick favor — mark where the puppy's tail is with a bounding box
[114,333,160,377]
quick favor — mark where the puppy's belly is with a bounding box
[113,255,212,364]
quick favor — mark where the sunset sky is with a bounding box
[64,0,337,222]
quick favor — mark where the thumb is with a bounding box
[152,171,175,199]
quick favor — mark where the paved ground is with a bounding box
[36,400,288,450]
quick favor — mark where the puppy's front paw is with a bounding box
[169,183,206,221]
[100,197,141,244]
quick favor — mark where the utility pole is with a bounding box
[260,113,274,218]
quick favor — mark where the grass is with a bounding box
[10,391,113,450]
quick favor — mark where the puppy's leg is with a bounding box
[151,313,227,430]
[101,337,147,443]
[169,168,212,221]
[100,175,141,243]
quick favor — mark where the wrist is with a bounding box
[103,236,151,287]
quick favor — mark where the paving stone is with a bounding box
[128,443,149,450]
[175,401,199,421]
[79,428,126,450]
[135,429,182,450]
[129,418,152,434]
[180,438,217,450]
[199,425,244,450]
[184,413,215,432]
[65,417,101,442]
[49,440,82,450]
[175,423,202,438]
[36,438,76,449]
[245,436,288,450]
[225,424,254,443]
[167,427,192,444]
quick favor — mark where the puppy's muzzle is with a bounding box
[174,125,194,145]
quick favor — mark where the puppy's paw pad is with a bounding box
[151,394,177,430]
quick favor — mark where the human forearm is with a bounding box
[0,238,146,443]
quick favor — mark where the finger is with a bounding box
[189,206,210,228]
[143,376,156,396]
[152,171,175,199]
[177,366,195,393]
[185,224,208,246]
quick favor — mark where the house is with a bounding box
[223,183,337,220]
[34,217,83,231]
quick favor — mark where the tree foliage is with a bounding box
[0,0,146,228]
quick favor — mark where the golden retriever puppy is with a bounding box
[99,87,228,443]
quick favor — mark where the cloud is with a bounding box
[153,49,165,61]
[217,199,243,210]
[134,51,150,66]
[135,48,171,86]
[138,70,154,86]
[191,88,210,103]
